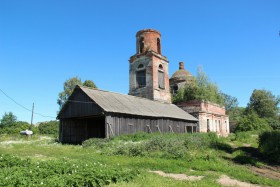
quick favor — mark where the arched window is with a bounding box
[139,37,144,53]
[172,84,178,94]
[136,64,146,87]
[158,64,164,89]
[157,38,161,54]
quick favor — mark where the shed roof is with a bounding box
[59,86,198,122]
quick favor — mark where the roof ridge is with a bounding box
[78,85,172,105]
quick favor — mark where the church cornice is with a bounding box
[129,51,168,63]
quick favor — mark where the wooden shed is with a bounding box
[58,85,198,144]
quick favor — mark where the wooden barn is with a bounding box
[58,85,198,144]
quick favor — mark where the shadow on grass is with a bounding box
[211,141,279,167]
[222,146,280,167]
[211,141,234,154]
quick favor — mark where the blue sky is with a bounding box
[0,0,279,123]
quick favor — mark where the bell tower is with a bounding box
[129,29,171,103]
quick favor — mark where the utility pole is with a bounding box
[31,103,34,126]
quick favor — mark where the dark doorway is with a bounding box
[87,117,105,138]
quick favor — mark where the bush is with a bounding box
[265,118,280,130]
[96,132,222,160]
[0,121,30,134]
[82,138,110,148]
[112,132,155,142]
[235,113,272,132]
[38,121,59,135]
[259,131,280,163]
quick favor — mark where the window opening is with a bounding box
[158,64,164,89]
[157,38,161,54]
[139,37,144,53]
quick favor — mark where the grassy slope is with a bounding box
[0,133,279,187]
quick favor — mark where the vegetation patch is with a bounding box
[0,154,139,186]
[259,131,280,163]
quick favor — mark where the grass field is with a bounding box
[0,132,279,186]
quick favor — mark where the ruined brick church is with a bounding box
[58,29,229,144]
[128,29,229,136]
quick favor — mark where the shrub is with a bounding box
[265,118,280,130]
[82,138,110,148]
[112,132,155,142]
[259,131,280,163]
[38,121,59,135]
[0,121,30,134]
[235,113,272,132]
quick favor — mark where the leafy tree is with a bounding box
[222,93,239,111]
[0,112,17,128]
[259,131,280,163]
[83,80,97,88]
[38,120,59,135]
[227,107,245,121]
[265,118,280,130]
[57,77,97,108]
[172,66,225,106]
[57,77,82,108]
[246,89,280,119]
[235,112,272,132]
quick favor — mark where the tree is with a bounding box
[38,120,59,135]
[83,80,97,88]
[172,66,225,106]
[235,112,272,132]
[222,93,239,111]
[246,89,280,119]
[57,76,97,108]
[0,112,17,128]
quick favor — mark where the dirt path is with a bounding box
[217,175,261,187]
[149,170,203,181]
[251,165,280,180]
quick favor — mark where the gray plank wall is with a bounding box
[105,113,197,138]
[59,90,103,119]
[60,119,88,144]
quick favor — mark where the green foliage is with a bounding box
[83,80,97,88]
[0,112,17,128]
[84,133,221,160]
[1,134,280,186]
[0,120,31,135]
[259,131,280,163]
[38,121,59,135]
[246,89,280,119]
[57,76,97,108]
[222,93,239,111]
[228,131,260,147]
[0,154,139,186]
[265,117,280,130]
[111,132,152,142]
[82,138,110,148]
[172,66,226,106]
[235,113,272,132]
[227,107,245,122]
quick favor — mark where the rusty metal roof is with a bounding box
[77,86,197,121]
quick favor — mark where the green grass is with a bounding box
[0,132,280,186]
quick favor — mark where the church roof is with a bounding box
[58,86,198,122]
[171,69,192,80]
[170,62,192,82]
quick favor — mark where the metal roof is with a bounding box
[78,86,198,121]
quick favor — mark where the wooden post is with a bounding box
[30,103,34,126]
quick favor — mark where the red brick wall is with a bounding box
[136,29,161,54]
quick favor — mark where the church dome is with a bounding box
[170,62,192,82]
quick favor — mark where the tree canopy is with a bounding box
[246,89,280,119]
[172,67,230,107]
[57,76,97,108]
[0,112,17,128]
